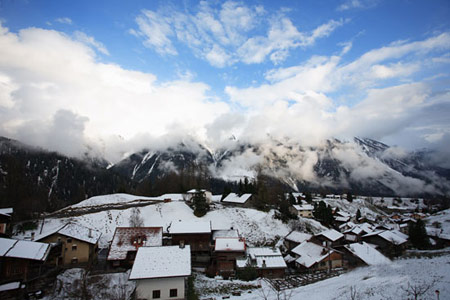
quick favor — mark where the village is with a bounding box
[0,190,449,300]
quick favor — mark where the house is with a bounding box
[221,193,252,207]
[0,208,13,237]
[185,189,212,204]
[290,204,314,218]
[129,245,191,300]
[291,241,343,272]
[35,223,101,266]
[237,247,287,278]
[426,227,450,248]
[310,229,344,247]
[107,227,163,268]
[0,237,51,283]
[169,221,211,267]
[284,231,312,251]
[342,242,390,268]
[343,223,374,243]
[361,230,408,257]
[212,237,246,278]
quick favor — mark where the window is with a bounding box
[72,244,77,251]
[71,257,78,264]
[170,289,177,298]
[152,290,160,299]
[67,238,72,243]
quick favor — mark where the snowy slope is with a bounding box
[69,193,158,208]
[196,254,450,300]
[20,199,303,248]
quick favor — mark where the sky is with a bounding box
[0,0,449,162]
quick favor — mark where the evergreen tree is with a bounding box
[305,192,312,203]
[238,179,243,196]
[408,219,430,249]
[347,192,353,203]
[244,177,249,193]
[221,185,232,201]
[313,201,334,226]
[356,209,361,221]
[193,191,209,217]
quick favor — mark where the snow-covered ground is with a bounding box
[318,197,386,219]
[196,254,450,300]
[18,198,313,247]
[68,193,158,208]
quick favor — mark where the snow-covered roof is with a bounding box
[0,207,13,216]
[0,281,21,292]
[36,223,101,245]
[363,230,408,245]
[335,216,350,222]
[169,220,211,234]
[284,254,295,263]
[222,193,252,204]
[292,204,314,211]
[242,247,286,269]
[213,229,240,240]
[344,242,390,265]
[285,231,312,244]
[129,246,191,280]
[292,241,334,268]
[344,223,374,236]
[255,255,287,269]
[215,237,245,252]
[247,247,281,259]
[426,227,450,240]
[107,227,163,261]
[0,237,50,261]
[315,229,344,242]
[0,237,16,255]
[186,189,208,193]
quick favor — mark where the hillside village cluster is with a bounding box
[0,189,449,299]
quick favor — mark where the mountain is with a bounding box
[111,137,450,197]
[1,135,449,218]
[0,136,131,218]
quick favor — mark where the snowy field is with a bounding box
[196,254,450,300]
[19,198,321,247]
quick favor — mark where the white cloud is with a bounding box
[223,32,450,149]
[135,10,177,55]
[337,0,379,11]
[55,17,73,25]
[74,31,109,55]
[132,2,344,67]
[0,24,228,161]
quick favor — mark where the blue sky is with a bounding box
[0,0,449,160]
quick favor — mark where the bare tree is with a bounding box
[129,207,144,227]
[402,280,435,300]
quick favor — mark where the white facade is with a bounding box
[135,277,186,300]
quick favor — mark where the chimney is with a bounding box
[31,232,35,241]
[88,229,92,238]
[179,241,185,249]
[262,260,266,268]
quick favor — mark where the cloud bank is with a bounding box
[0,19,449,165]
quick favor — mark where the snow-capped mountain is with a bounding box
[111,136,450,197]
[1,135,449,218]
